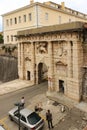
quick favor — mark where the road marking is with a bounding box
[0,116,10,130]
[39,113,46,121]
[0,116,8,122]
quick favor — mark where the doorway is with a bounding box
[59,80,64,93]
[27,71,30,80]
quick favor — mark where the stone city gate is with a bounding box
[17,22,87,101]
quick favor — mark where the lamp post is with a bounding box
[14,102,21,130]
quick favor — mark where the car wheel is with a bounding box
[9,115,13,121]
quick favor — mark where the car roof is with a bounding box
[0,125,5,130]
[20,108,33,117]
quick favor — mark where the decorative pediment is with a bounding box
[56,61,67,66]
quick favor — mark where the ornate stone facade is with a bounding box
[17,22,87,101]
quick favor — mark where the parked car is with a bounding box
[8,107,44,130]
[0,125,6,130]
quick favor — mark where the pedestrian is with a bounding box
[21,97,25,108]
[46,109,54,129]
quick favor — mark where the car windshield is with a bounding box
[27,112,41,125]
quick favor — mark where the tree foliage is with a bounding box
[0,34,4,43]
[2,45,17,55]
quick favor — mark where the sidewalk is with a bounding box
[46,91,87,113]
[0,79,33,95]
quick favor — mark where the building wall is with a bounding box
[39,5,87,26]
[2,2,87,44]
[3,6,37,44]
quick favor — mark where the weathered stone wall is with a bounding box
[0,56,18,82]
[83,44,87,66]
[17,22,87,101]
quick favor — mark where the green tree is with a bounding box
[0,34,4,43]
[2,45,17,55]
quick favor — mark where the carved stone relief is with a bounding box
[24,43,32,62]
[54,42,67,65]
[36,42,48,54]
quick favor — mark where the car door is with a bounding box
[20,115,30,130]
[14,111,20,123]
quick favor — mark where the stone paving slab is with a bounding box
[27,94,67,129]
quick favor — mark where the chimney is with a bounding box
[61,2,65,10]
[30,0,34,4]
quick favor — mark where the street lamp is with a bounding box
[14,102,22,130]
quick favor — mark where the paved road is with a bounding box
[0,82,47,119]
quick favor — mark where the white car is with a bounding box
[8,107,44,130]
[0,125,6,130]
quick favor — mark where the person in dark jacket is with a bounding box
[46,109,54,129]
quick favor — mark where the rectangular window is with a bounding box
[59,16,61,24]
[45,13,48,20]
[10,19,12,25]
[11,35,13,41]
[29,13,32,21]
[19,16,21,23]
[14,17,17,24]
[7,36,9,42]
[15,37,17,41]
[6,19,9,26]
[24,15,26,22]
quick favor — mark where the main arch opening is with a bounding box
[38,62,48,84]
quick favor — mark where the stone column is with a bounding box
[67,40,83,101]
[67,41,73,78]
[31,41,38,84]
[48,41,54,91]
[30,42,35,84]
[73,41,81,79]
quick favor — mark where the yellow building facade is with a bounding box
[2,1,87,44]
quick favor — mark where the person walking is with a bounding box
[46,109,54,129]
[21,97,25,108]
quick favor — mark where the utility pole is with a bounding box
[14,102,21,130]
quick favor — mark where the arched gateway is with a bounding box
[17,22,87,102]
[38,62,48,84]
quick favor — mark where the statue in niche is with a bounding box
[55,43,67,65]
[57,43,67,57]
[37,42,47,54]
[57,47,63,57]
[24,44,31,53]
